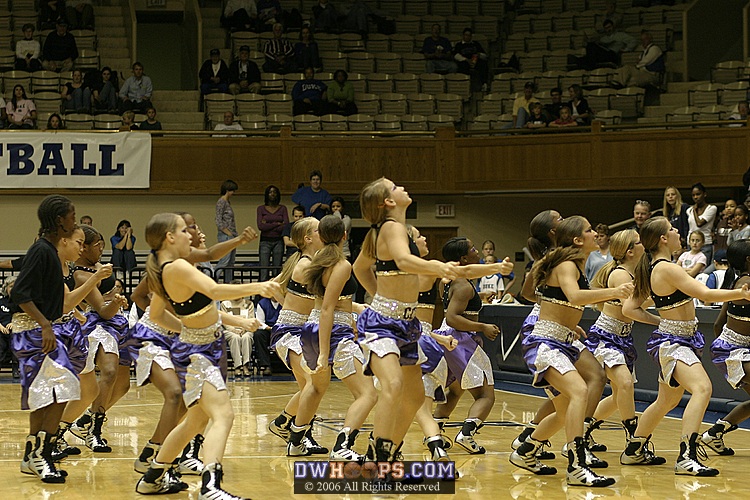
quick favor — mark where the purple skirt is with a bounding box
[82,311,132,369]
[583,324,637,372]
[434,326,494,390]
[522,321,581,390]
[12,323,81,411]
[299,322,364,380]
[519,304,540,338]
[710,326,750,389]
[419,334,448,402]
[171,328,227,407]
[271,322,304,370]
[646,327,704,388]
[130,320,176,386]
[58,317,88,374]
[357,307,424,376]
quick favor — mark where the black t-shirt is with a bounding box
[0,296,12,326]
[282,221,297,258]
[139,120,162,130]
[10,238,64,321]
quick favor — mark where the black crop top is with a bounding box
[605,266,634,306]
[75,264,116,295]
[442,280,483,315]
[375,220,421,275]
[649,259,692,310]
[728,274,750,321]
[160,262,213,317]
[287,255,315,299]
[63,266,76,291]
[538,266,589,311]
[418,280,439,307]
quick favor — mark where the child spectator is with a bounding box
[6,85,36,129]
[678,230,708,277]
[549,105,577,127]
[139,106,163,130]
[15,24,42,71]
[476,255,505,303]
[282,205,306,258]
[525,102,549,129]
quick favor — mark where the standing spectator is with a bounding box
[0,276,19,379]
[282,205,305,257]
[257,184,289,281]
[61,69,92,113]
[512,81,540,128]
[687,182,717,264]
[15,24,42,72]
[568,84,592,125]
[216,179,239,283]
[212,110,245,137]
[630,199,651,232]
[223,0,257,31]
[714,199,737,255]
[611,30,664,89]
[421,24,457,74]
[119,62,153,114]
[46,112,65,130]
[65,0,95,30]
[328,69,357,116]
[453,28,489,91]
[728,205,750,246]
[292,169,332,219]
[42,20,78,72]
[585,223,613,282]
[292,67,329,116]
[254,297,282,376]
[139,107,162,130]
[548,105,578,127]
[664,185,689,245]
[262,23,295,74]
[7,85,36,129]
[294,26,321,70]
[330,196,352,260]
[111,219,137,272]
[544,87,565,121]
[229,45,262,95]
[480,239,495,263]
[199,49,231,95]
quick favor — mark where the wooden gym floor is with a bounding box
[1,378,749,499]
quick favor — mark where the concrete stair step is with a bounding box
[153,90,201,101]
[204,26,226,38]
[644,105,676,118]
[99,47,130,59]
[659,92,688,107]
[667,80,709,93]
[97,16,126,27]
[96,26,127,37]
[93,6,123,16]
[201,7,222,19]
[97,36,128,48]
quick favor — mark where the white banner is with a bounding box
[0,132,151,189]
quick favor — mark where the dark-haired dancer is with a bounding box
[509,216,631,487]
[286,215,376,460]
[622,217,750,476]
[135,213,280,497]
[12,195,79,483]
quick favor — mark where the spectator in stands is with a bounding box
[42,20,78,72]
[548,104,578,128]
[139,106,162,130]
[573,19,637,71]
[262,22,295,74]
[6,85,36,129]
[216,179,239,283]
[66,0,94,30]
[282,205,305,257]
[422,24,457,74]
[714,199,737,255]
[222,298,255,378]
[476,255,505,303]
[0,93,8,128]
[257,184,289,281]
[46,112,65,130]
[80,215,92,225]
[229,45,262,94]
[525,102,549,129]
[585,223,613,282]
[312,0,342,32]
[61,69,92,113]
[729,101,749,122]
[120,110,139,130]
[568,84,592,125]
[330,196,352,260]
[703,249,729,296]
[294,26,321,71]
[119,62,153,113]
[39,0,65,30]
[453,27,489,91]
[678,231,708,277]
[93,66,120,113]
[254,296,282,376]
[480,240,494,263]
[0,276,19,379]
[223,0,257,32]
[15,24,42,72]
[728,205,750,246]
[292,67,329,116]
[597,0,623,31]
[328,69,357,116]
[544,87,565,121]
[292,169,331,219]
[213,110,245,137]
[513,81,540,128]
[664,185,689,244]
[256,0,282,31]
[687,182,717,263]
[611,30,664,89]
[630,199,651,232]
[111,219,137,272]
[200,48,231,95]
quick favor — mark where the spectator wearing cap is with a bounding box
[200,48,231,95]
[42,20,78,72]
[229,45,262,95]
[15,24,42,71]
[512,81,540,128]
[223,0,257,31]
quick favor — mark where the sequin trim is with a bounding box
[719,325,750,348]
[28,355,81,412]
[419,321,433,336]
[658,318,698,338]
[183,354,227,407]
[375,269,410,276]
[135,341,174,386]
[12,311,75,332]
[332,338,365,380]
[530,319,576,344]
[655,297,692,310]
[594,313,633,337]
[592,342,634,377]
[460,346,494,389]
[657,341,701,385]
[416,303,435,310]
[368,294,418,320]
[423,357,448,402]
[288,289,316,300]
[179,320,223,345]
[139,308,177,337]
[530,303,541,316]
[277,309,308,326]
[83,324,120,373]
[531,342,577,388]
[273,332,302,369]
[540,296,584,311]
[307,309,354,327]
[728,312,750,322]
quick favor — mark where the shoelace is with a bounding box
[538,440,552,456]
[694,441,709,462]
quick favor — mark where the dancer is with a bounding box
[352,177,458,465]
[135,213,280,497]
[286,215,376,460]
[509,216,631,487]
[621,216,750,476]
[267,217,329,455]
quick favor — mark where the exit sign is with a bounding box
[435,204,455,218]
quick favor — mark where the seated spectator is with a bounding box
[701,250,729,306]
[294,26,321,71]
[0,276,19,379]
[66,0,95,30]
[568,84,592,125]
[213,110,245,137]
[544,87,565,121]
[6,85,36,129]
[513,81,540,128]
[256,0,282,32]
[254,296,282,376]
[292,169,331,219]
[476,255,513,303]
[223,0,257,31]
[92,66,120,113]
[549,105,578,128]
[111,219,137,271]
[525,102,549,129]
[262,23,295,74]
[678,230,708,277]
[327,69,357,116]
[282,205,305,257]
[585,223,613,282]
[573,19,638,70]
[15,24,42,72]
[119,110,139,131]
[630,199,651,232]
[80,215,92,225]
[596,0,623,32]
[728,204,750,245]
[422,24,457,74]
[61,69,92,113]
[292,67,330,116]
[221,297,255,377]
[229,45,262,95]
[42,20,78,72]
[729,101,749,122]
[312,0,342,32]
[119,62,153,113]
[714,198,736,254]
[139,106,162,130]
[46,112,65,130]
[0,92,8,128]
[612,31,664,89]
[39,0,66,30]
[200,49,231,96]
[453,27,489,91]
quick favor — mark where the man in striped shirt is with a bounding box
[263,23,295,74]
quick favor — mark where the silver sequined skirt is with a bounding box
[182,353,227,407]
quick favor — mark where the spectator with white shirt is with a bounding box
[687,182,718,264]
[221,296,257,378]
[15,24,42,71]
[476,255,506,303]
[199,48,231,95]
[213,110,246,137]
[612,30,665,88]
[254,296,282,376]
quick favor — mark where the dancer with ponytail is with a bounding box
[622,216,750,476]
[135,213,280,498]
[509,216,631,487]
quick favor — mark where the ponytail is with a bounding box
[359,178,391,260]
[530,216,587,289]
[304,215,346,297]
[632,217,671,301]
[274,217,318,292]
